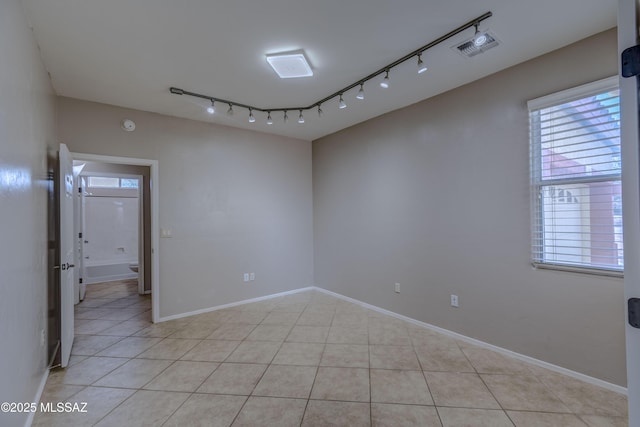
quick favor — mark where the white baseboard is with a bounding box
[156,287,315,323]
[312,286,628,396]
[25,368,49,427]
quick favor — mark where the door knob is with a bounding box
[60,263,76,270]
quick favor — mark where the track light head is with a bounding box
[356,84,365,100]
[267,111,273,125]
[380,71,390,89]
[227,104,234,115]
[338,94,347,109]
[473,23,487,47]
[284,110,288,123]
[318,105,323,117]
[417,54,428,74]
[298,110,305,124]
[248,109,256,123]
[206,100,215,114]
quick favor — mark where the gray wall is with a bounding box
[0,1,57,426]
[313,29,626,385]
[58,98,314,318]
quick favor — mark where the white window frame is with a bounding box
[528,76,622,277]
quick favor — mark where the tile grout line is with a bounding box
[454,340,519,425]
[59,281,155,426]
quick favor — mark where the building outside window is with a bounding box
[529,77,622,274]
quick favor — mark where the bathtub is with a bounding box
[84,261,138,284]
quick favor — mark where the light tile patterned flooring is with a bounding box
[35,280,629,426]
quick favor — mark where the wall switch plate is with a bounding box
[394,283,400,293]
[40,329,45,346]
[249,273,255,281]
[450,294,459,307]
[243,273,249,282]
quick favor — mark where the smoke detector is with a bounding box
[453,31,500,58]
[121,119,136,132]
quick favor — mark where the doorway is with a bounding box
[71,153,160,323]
[74,165,147,298]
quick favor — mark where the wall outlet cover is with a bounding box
[451,294,459,307]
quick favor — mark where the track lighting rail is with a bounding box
[170,11,492,118]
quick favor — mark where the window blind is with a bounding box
[528,77,622,274]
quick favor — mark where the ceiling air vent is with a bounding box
[453,31,500,58]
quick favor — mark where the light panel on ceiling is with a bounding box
[266,52,313,79]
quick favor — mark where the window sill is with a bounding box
[532,262,623,278]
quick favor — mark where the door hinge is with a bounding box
[79,278,83,284]
[621,45,640,77]
[629,298,640,328]
[79,232,82,239]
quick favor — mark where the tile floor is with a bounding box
[34,280,629,426]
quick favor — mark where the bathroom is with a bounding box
[73,161,152,301]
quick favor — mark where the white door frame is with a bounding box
[79,176,87,301]
[134,174,145,295]
[72,171,82,305]
[619,0,640,422]
[71,152,160,323]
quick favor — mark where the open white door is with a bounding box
[58,144,75,368]
[78,176,87,301]
[619,0,640,423]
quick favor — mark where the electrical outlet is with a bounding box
[450,294,459,307]
[40,329,45,346]
[243,273,249,282]
[249,273,255,281]
[394,283,400,293]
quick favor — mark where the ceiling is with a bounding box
[22,0,617,141]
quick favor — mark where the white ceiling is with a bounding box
[22,0,617,141]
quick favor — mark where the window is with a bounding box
[120,178,139,188]
[87,176,139,189]
[529,77,622,275]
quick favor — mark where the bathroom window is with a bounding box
[87,176,139,189]
[87,176,119,188]
[120,178,139,188]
